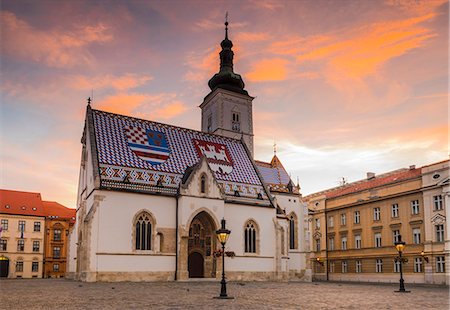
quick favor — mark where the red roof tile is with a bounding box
[0,189,46,217]
[42,201,76,221]
[326,168,422,199]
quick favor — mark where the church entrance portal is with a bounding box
[187,211,216,278]
[0,257,9,278]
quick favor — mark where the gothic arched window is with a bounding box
[134,212,154,251]
[200,174,206,194]
[289,213,298,250]
[244,220,258,253]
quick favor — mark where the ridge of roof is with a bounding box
[92,108,244,144]
[325,168,421,199]
[42,201,76,219]
[0,189,46,217]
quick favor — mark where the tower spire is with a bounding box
[207,14,248,95]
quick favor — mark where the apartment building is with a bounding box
[306,160,449,285]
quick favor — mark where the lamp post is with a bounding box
[394,235,410,293]
[214,218,233,299]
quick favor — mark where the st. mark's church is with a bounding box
[68,22,311,282]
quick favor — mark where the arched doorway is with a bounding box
[0,256,9,278]
[188,211,216,278]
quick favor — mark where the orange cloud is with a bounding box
[246,58,289,82]
[1,11,113,68]
[96,92,188,120]
[236,32,271,42]
[68,74,153,91]
[297,13,437,79]
[184,47,220,82]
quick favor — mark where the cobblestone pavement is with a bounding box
[0,279,448,310]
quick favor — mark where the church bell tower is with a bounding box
[200,19,255,157]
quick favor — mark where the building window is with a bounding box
[342,261,348,273]
[289,214,297,250]
[34,222,41,232]
[232,112,240,132]
[32,261,39,272]
[315,238,321,252]
[18,220,25,233]
[393,230,400,243]
[394,259,400,273]
[200,175,206,193]
[354,211,360,224]
[414,257,423,273]
[17,239,25,252]
[433,195,443,211]
[411,200,420,215]
[355,234,361,249]
[33,241,40,252]
[53,229,62,241]
[329,261,335,273]
[374,233,382,248]
[391,204,399,218]
[412,228,421,244]
[53,247,61,259]
[1,219,8,231]
[328,237,334,251]
[356,260,362,273]
[341,236,347,250]
[340,214,346,226]
[207,115,212,132]
[16,261,23,272]
[436,256,445,273]
[134,212,153,251]
[245,221,257,253]
[0,239,7,251]
[328,216,334,228]
[53,263,60,272]
[436,224,444,242]
[376,259,383,273]
[373,207,380,221]
[315,218,320,229]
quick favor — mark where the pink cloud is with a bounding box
[1,11,113,68]
[95,92,188,120]
[68,74,153,91]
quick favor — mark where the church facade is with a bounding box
[67,23,310,282]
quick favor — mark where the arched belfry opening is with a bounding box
[187,211,217,278]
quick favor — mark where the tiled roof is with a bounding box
[0,189,46,217]
[42,201,76,222]
[255,156,298,194]
[92,109,268,200]
[325,168,422,199]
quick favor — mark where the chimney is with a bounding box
[367,172,375,180]
[409,165,416,170]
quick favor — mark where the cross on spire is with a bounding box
[225,11,229,39]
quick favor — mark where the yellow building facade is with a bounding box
[0,190,46,279]
[306,161,448,285]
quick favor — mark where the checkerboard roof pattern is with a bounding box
[255,156,297,194]
[92,109,263,187]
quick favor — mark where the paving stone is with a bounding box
[0,279,448,309]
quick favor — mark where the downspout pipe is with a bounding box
[324,203,329,281]
[175,188,179,281]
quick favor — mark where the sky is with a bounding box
[1,0,448,208]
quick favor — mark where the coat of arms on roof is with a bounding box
[193,139,233,174]
[125,126,171,165]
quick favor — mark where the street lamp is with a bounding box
[394,235,410,293]
[214,218,233,299]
